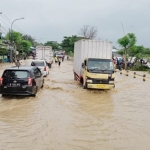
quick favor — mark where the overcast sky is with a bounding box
[1,0,150,48]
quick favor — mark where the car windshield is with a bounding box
[31,61,44,66]
[88,59,114,71]
[3,70,29,79]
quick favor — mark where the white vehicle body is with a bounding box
[55,52,64,58]
[73,39,112,77]
[36,46,53,65]
[30,60,49,77]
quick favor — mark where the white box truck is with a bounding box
[73,39,115,89]
[36,46,53,68]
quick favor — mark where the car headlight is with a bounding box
[86,79,92,83]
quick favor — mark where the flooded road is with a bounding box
[0,60,150,150]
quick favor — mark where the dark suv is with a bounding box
[0,66,44,97]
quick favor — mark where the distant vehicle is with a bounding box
[140,58,150,68]
[73,39,115,90]
[0,66,44,97]
[56,52,64,58]
[36,46,53,68]
[30,60,49,77]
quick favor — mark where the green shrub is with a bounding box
[68,51,73,57]
[130,64,149,71]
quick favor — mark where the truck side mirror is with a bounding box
[82,63,85,68]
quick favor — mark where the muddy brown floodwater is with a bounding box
[0,59,150,150]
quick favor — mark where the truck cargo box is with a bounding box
[73,39,112,77]
[36,46,53,64]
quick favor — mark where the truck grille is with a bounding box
[92,79,109,84]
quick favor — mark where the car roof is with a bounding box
[5,65,37,71]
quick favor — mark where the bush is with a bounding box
[0,48,8,55]
[130,63,149,71]
[68,51,73,57]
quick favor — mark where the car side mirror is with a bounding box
[82,63,85,68]
[31,62,35,66]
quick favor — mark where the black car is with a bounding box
[0,66,44,97]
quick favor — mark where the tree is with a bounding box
[117,33,136,70]
[0,47,8,55]
[18,40,32,54]
[22,34,35,46]
[6,31,22,44]
[61,35,83,54]
[128,45,144,57]
[79,25,98,39]
[44,41,60,50]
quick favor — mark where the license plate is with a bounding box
[96,85,105,88]
[8,83,20,87]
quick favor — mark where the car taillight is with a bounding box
[0,78,3,86]
[28,78,33,86]
[44,66,46,71]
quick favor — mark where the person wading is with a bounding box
[58,57,61,67]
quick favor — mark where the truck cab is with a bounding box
[81,58,115,89]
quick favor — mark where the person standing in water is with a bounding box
[58,57,61,66]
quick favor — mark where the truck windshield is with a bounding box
[88,59,114,71]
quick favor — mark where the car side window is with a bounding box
[34,68,42,77]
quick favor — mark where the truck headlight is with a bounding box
[109,81,114,83]
[108,74,112,78]
[86,79,92,83]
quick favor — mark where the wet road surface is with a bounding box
[0,60,150,150]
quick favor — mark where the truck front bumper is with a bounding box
[87,83,114,89]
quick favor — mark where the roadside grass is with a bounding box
[129,63,150,73]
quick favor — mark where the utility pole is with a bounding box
[11,17,24,62]
[0,23,2,45]
[121,22,128,70]
[121,22,126,36]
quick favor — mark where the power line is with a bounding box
[0,18,10,28]
[1,13,36,41]
[1,25,9,30]
[1,13,27,34]
[1,26,8,32]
